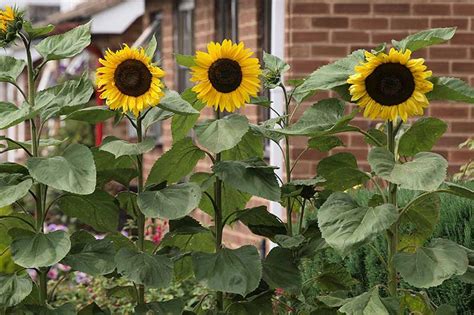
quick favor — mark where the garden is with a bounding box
[0,4,473,315]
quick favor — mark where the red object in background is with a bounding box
[95,89,104,146]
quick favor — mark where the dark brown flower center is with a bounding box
[114,59,152,97]
[365,63,415,106]
[208,58,242,93]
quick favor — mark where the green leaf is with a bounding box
[107,286,136,301]
[93,149,136,187]
[137,183,201,220]
[62,231,116,275]
[250,95,272,107]
[175,54,196,67]
[364,128,387,147]
[221,130,264,161]
[249,117,285,143]
[227,292,273,315]
[274,234,305,249]
[213,158,281,201]
[135,299,185,315]
[0,102,37,130]
[144,35,157,58]
[312,262,358,292]
[0,56,25,83]
[64,106,115,124]
[0,136,65,153]
[317,152,370,191]
[115,247,173,288]
[0,174,32,208]
[10,230,71,268]
[231,206,286,239]
[399,193,440,251]
[171,88,204,143]
[158,90,200,114]
[392,27,456,52]
[23,21,55,39]
[0,273,32,307]
[35,22,91,60]
[263,51,290,74]
[99,136,155,158]
[428,76,474,103]
[401,291,435,315]
[146,137,204,186]
[192,245,262,296]
[195,114,249,154]
[78,302,111,315]
[308,135,344,152]
[142,107,174,131]
[339,287,390,315]
[275,98,358,136]
[444,182,474,200]
[292,50,365,103]
[398,117,447,156]
[27,144,96,194]
[0,162,28,175]
[318,192,398,254]
[116,191,138,219]
[436,305,457,315]
[58,190,120,233]
[262,247,301,293]
[36,75,94,120]
[368,148,447,191]
[394,238,468,288]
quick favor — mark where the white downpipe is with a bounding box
[269,0,285,237]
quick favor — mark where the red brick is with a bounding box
[333,3,370,14]
[431,106,469,119]
[311,45,348,57]
[312,17,349,29]
[291,45,311,58]
[453,4,474,16]
[448,164,464,174]
[291,148,328,160]
[449,33,474,45]
[351,18,388,30]
[391,18,429,30]
[430,47,468,59]
[425,61,450,73]
[431,18,469,30]
[293,31,328,43]
[292,60,327,74]
[432,149,449,160]
[293,3,329,15]
[449,150,473,162]
[332,31,370,44]
[374,4,410,15]
[413,4,451,15]
[452,62,474,73]
[451,121,474,133]
[350,134,369,147]
[291,17,312,29]
[436,135,469,147]
[372,32,409,43]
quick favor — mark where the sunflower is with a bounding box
[347,48,433,122]
[0,5,22,46]
[190,39,261,112]
[96,45,165,117]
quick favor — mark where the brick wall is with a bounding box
[287,0,473,174]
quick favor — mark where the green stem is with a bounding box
[136,115,146,305]
[386,121,399,297]
[280,84,293,236]
[214,110,224,311]
[298,198,306,234]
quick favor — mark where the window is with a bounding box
[175,0,195,92]
[215,0,238,42]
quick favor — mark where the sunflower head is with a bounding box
[347,48,433,122]
[190,39,261,113]
[0,6,23,47]
[96,44,165,117]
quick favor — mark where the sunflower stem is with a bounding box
[136,115,146,305]
[386,120,399,297]
[280,84,293,236]
[214,110,224,311]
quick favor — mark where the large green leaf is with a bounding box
[35,22,91,60]
[58,190,120,232]
[64,106,115,124]
[0,102,37,130]
[175,54,196,67]
[262,247,301,293]
[99,136,155,158]
[0,174,32,208]
[317,153,370,191]
[292,50,365,103]
[275,98,357,136]
[171,89,205,143]
[311,262,358,292]
[10,229,71,268]
[401,291,435,315]
[27,144,96,194]
[0,136,64,153]
[427,76,474,103]
[398,117,447,156]
[249,117,285,143]
[308,135,344,152]
[339,287,390,315]
[318,192,398,254]
[231,206,286,239]
[444,182,474,200]
[115,247,173,288]
[158,90,200,115]
[142,107,174,131]
[394,238,468,288]
[192,245,262,296]
[221,130,264,161]
[23,21,54,39]
[392,27,456,52]
[0,273,32,307]
[36,75,94,121]
[92,148,136,187]
[137,183,201,220]
[0,56,25,83]
[135,299,185,315]
[213,158,280,201]
[195,114,249,154]
[227,292,273,315]
[262,52,290,88]
[146,137,204,186]
[62,231,116,276]
[368,147,447,191]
